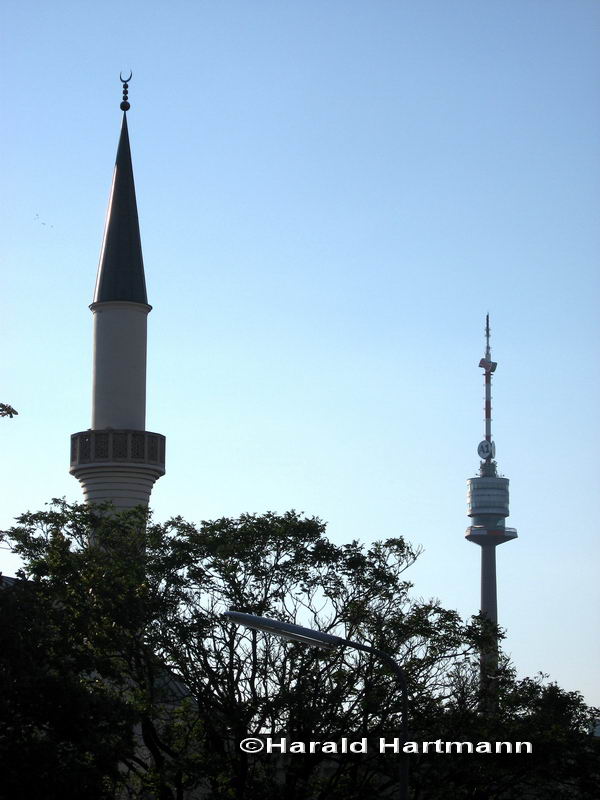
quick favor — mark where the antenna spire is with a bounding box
[120,71,132,111]
[477,314,498,470]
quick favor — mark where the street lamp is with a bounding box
[223,610,409,800]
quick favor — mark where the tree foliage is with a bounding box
[1,501,598,799]
[0,402,18,418]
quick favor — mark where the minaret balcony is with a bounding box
[70,429,165,471]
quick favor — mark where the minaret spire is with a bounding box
[465,315,518,701]
[94,74,147,305]
[70,75,165,510]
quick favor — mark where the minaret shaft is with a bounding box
[91,301,150,430]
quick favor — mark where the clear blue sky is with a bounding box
[2,1,599,706]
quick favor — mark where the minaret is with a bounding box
[70,75,165,509]
[465,315,517,677]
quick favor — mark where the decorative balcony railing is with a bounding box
[70,429,166,468]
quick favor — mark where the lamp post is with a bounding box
[223,610,409,800]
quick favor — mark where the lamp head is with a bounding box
[223,610,344,650]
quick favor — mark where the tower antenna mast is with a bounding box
[478,313,497,463]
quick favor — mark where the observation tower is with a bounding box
[466,315,517,675]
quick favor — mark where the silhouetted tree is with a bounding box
[1,501,598,799]
[0,402,18,418]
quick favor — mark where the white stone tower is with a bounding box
[70,76,165,509]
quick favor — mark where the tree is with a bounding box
[0,551,136,799]
[0,402,18,418]
[1,501,598,799]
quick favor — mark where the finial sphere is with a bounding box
[120,101,131,111]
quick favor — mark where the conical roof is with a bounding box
[93,112,148,304]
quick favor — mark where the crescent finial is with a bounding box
[119,71,132,111]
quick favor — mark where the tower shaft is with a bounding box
[92,301,149,430]
[480,544,497,625]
